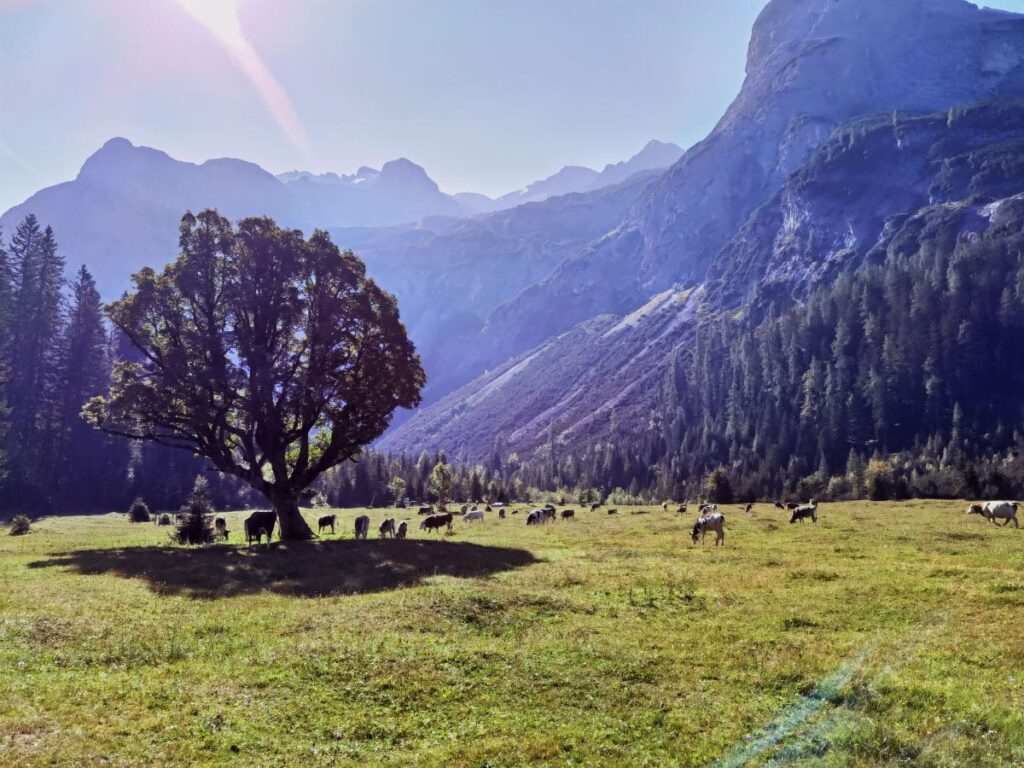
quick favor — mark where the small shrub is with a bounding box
[9,514,31,536]
[127,497,151,523]
[175,477,215,545]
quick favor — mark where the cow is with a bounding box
[699,504,718,516]
[214,517,229,541]
[354,515,370,540]
[526,510,542,526]
[607,508,619,515]
[245,511,277,544]
[463,509,485,523]
[396,521,408,539]
[498,508,506,519]
[511,508,520,515]
[460,504,469,515]
[744,503,753,514]
[485,504,493,512]
[591,502,601,511]
[318,514,337,535]
[419,513,453,534]
[542,507,557,523]
[379,517,396,538]
[662,501,669,511]
[560,509,575,520]
[786,502,800,510]
[774,501,786,510]
[968,501,1020,528]
[677,504,687,515]
[692,512,725,546]
[790,499,817,524]
[418,505,434,516]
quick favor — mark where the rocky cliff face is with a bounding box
[462,0,1024,378]
[381,0,1024,458]
[379,101,1024,458]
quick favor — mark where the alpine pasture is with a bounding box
[2,501,1023,766]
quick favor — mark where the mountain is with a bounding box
[380,0,1024,459]
[486,140,684,210]
[0,139,473,296]
[329,169,664,405]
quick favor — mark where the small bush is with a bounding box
[127,497,151,523]
[175,477,215,545]
[9,514,31,536]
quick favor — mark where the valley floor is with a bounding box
[1,501,1023,766]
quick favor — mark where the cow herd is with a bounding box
[201,496,1020,548]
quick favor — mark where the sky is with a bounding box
[2,0,1024,213]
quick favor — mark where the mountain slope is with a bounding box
[380,97,1024,458]
[330,170,663,403]
[464,0,1024,373]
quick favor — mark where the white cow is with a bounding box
[462,509,485,523]
[968,501,1019,528]
[692,512,725,546]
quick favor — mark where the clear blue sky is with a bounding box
[2,0,1023,212]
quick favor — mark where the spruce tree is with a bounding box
[2,216,65,510]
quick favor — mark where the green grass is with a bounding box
[2,500,1023,766]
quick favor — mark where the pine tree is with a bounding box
[2,216,65,511]
[56,266,117,509]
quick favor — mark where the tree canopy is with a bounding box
[86,210,424,539]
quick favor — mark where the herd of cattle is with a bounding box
[184,496,1018,546]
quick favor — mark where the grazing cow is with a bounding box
[699,504,718,516]
[744,503,753,514]
[662,501,669,511]
[214,517,230,541]
[158,514,172,526]
[692,512,726,546]
[460,504,469,515]
[318,514,337,535]
[419,513,453,534]
[677,504,687,515]
[354,515,370,540]
[396,521,408,539]
[245,511,277,544]
[561,509,575,520]
[526,510,542,526]
[498,509,506,519]
[774,501,785,510]
[379,517,396,538]
[511,509,520,515]
[607,508,619,515]
[968,501,1020,528]
[485,504,493,512]
[463,509,485,523]
[542,507,557,523]
[790,499,818,524]
[418,505,434,516]
[591,503,601,511]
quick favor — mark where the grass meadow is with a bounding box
[1,500,1023,766]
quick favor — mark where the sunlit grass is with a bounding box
[1,500,1023,766]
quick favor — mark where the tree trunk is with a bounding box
[272,492,315,540]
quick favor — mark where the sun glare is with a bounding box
[175,0,246,50]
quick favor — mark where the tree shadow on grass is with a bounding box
[27,540,539,598]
